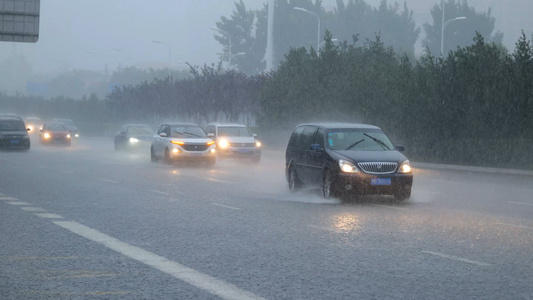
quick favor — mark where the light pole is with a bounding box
[440,1,466,56]
[294,7,320,51]
[210,27,232,68]
[152,40,172,67]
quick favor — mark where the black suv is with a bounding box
[285,123,413,201]
[0,115,31,151]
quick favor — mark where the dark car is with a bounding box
[53,118,79,139]
[40,122,71,146]
[114,124,154,151]
[0,115,31,151]
[285,123,413,201]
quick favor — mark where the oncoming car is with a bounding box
[285,123,413,201]
[151,122,216,166]
[0,115,31,151]
[53,118,79,139]
[114,124,154,151]
[40,122,71,146]
[204,122,261,162]
[24,117,43,136]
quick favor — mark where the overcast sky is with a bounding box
[1,0,532,75]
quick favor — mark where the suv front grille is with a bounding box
[232,143,255,148]
[183,144,208,151]
[357,162,398,174]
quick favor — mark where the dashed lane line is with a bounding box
[6,201,31,206]
[34,213,64,219]
[149,190,171,196]
[495,222,533,230]
[509,201,533,207]
[0,196,19,201]
[20,207,47,212]
[422,251,492,267]
[211,203,241,210]
[53,221,266,300]
[100,179,119,184]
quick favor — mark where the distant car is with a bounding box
[0,115,31,151]
[204,122,261,162]
[151,122,216,166]
[114,124,154,151]
[285,123,413,201]
[24,117,43,136]
[40,122,71,146]
[53,118,79,139]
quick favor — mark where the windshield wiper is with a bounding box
[184,132,201,137]
[345,139,365,150]
[363,133,390,150]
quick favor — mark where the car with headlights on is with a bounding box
[114,124,154,151]
[40,122,71,146]
[53,118,79,139]
[204,122,261,162]
[24,116,43,137]
[0,115,31,151]
[151,122,216,166]
[285,123,413,201]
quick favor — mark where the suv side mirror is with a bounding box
[395,145,405,152]
[207,133,215,138]
[253,133,257,138]
[159,132,167,138]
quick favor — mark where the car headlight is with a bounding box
[398,160,412,173]
[75,133,79,138]
[43,133,51,139]
[27,125,34,132]
[129,137,139,143]
[218,139,230,148]
[255,141,261,147]
[66,134,71,139]
[339,159,359,173]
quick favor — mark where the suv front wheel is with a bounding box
[288,166,301,192]
[322,170,337,199]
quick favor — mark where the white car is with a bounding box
[204,122,261,162]
[151,122,216,166]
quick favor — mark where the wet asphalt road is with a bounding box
[1,137,532,300]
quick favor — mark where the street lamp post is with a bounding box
[440,1,466,56]
[294,7,320,51]
[152,40,172,67]
[210,27,232,68]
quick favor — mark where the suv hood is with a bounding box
[170,137,212,143]
[332,150,407,163]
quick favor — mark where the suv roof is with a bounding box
[295,122,381,130]
[0,115,24,121]
[206,122,247,127]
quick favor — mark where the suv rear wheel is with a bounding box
[322,170,337,198]
[288,166,301,192]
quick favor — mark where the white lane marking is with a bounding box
[6,201,31,206]
[372,204,408,211]
[422,251,492,267]
[495,222,533,230]
[307,225,338,233]
[211,203,241,210]
[35,213,64,219]
[20,207,46,212]
[206,178,235,184]
[149,190,171,196]
[509,201,533,207]
[53,221,266,300]
[100,179,119,183]
[0,196,18,201]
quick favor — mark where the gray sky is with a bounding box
[1,0,532,75]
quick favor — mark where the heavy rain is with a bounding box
[1,0,533,299]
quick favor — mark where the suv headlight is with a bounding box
[218,139,230,148]
[339,159,359,173]
[398,160,412,173]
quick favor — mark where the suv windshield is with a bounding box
[327,129,394,151]
[218,126,252,137]
[170,126,206,138]
[128,126,153,135]
[44,124,67,131]
[0,120,26,131]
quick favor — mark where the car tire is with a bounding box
[393,188,411,202]
[288,166,301,192]
[322,170,337,199]
[150,146,158,162]
[164,148,172,164]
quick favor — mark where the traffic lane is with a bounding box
[4,141,532,296]
[0,196,218,300]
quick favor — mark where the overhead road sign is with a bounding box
[0,0,40,43]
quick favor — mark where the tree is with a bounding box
[422,0,504,56]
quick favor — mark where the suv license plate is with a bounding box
[10,139,19,144]
[371,178,391,186]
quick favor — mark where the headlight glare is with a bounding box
[44,132,51,139]
[219,139,229,148]
[129,137,139,143]
[399,160,412,173]
[339,159,359,173]
[255,141,261,147]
